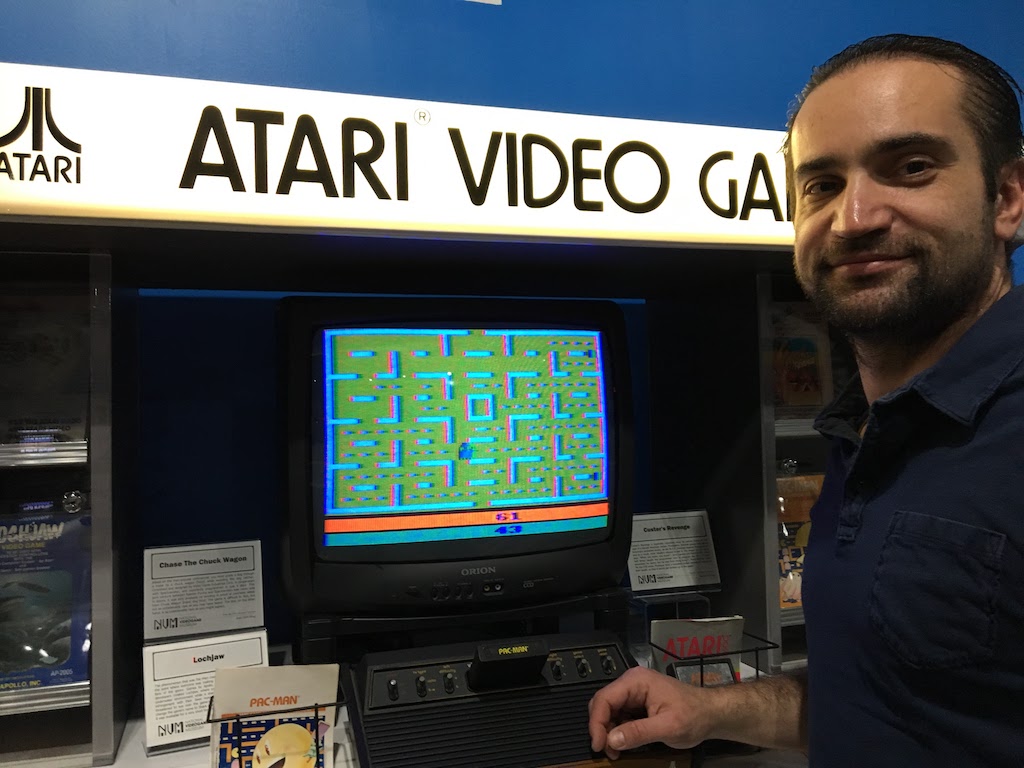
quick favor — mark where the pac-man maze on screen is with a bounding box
[322,328,610,546]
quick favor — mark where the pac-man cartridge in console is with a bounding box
[343,631,634,768]
[465,637,549,690]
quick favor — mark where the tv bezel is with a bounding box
[281,295,635,616]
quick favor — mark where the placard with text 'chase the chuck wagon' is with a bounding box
[143,541,264,641]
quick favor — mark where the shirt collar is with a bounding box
[814,371,867,443]
[814,284,1024,434]
[910,284,1024,424]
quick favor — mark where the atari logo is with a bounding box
[0,87,82,184]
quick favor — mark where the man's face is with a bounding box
[789,58,1002,344]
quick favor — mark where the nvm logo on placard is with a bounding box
[0,86,82,184]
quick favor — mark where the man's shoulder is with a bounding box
[912,286,1024,423]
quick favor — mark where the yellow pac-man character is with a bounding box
[250,723,317,768]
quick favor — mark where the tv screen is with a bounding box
[320,325,611,548]
[282,297,634,616]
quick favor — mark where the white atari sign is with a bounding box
[0,62,794,248]
[0,86,81,184]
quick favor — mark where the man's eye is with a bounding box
[901,158,932,176]
[804,179,840,196]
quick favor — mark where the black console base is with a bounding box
[343,630,635,768]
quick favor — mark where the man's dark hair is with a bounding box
[784,34,1024,202]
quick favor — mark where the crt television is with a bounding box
[281,296,634,616]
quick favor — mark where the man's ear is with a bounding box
[994,158,1024,246]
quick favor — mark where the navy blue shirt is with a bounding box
[803,285,1024,767]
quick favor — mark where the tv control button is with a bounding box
[464,584,474,598]
[387,678,399,701]
[576,659,589,678]
[601,655,616,675]
[430,586,439,600]
[443,672,455,693]
[441,585,450,599]
[416,675,428,698]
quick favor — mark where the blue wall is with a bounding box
[2,1,1021,130]
[5,0,1023,277]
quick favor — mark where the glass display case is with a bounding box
[757,273,853,673]
[0,250,126,767]
[1,267,90,699]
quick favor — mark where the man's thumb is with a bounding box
[608,715,665,751]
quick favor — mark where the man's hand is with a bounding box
[587,667,718,760]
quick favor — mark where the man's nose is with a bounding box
[831,173,893,239]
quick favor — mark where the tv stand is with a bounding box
[295,587,630,665]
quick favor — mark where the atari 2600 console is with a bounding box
[343,631,634,768]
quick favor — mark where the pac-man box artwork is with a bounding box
[215,716,331,768]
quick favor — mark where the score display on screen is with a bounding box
[321,328,611,547]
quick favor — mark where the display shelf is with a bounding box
[0,680,90,716]
[2,743,91,768]
[773,419,817,438]
[780,657,808,673]
[110,708,808,767]
[756,275,848,673]
[110,699,359,768]
[778,623,808,677]
[0,441,89,468]
[779,607,805,628]
[0,252,111,767]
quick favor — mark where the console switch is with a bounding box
[550,660,563,681]
[576,658,589,678]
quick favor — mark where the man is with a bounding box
[588,34,1024,766]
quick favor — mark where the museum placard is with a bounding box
[143,540,264,641]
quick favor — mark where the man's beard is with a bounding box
[798,227,995,348]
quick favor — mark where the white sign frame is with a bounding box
[0,62,794,250]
